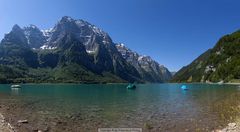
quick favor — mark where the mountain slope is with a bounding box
[172,30,240,83]
[0,16,171,83]
[116,43,172,82]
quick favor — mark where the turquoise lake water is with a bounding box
[0,83,240,131]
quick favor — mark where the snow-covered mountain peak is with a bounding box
[60,16,75,23]
[75,19,86,27]
[116,43,126,48]
[29,24,38,29]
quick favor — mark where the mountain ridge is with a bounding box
[0,16,172,83]
[172,29,240,83]
[116,43,172,82]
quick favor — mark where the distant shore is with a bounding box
[225,83,240,85]
[0,82,240,86]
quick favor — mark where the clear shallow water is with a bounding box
[0,83,240,131]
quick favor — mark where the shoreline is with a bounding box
[225,83,240,85]
[0,81,239,85]
[2,110,240,132]
[2,82,240,84]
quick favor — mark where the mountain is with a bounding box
[172,30,240,83]
[116,43,172,82]
[0,16,171,83]
[24,25,47,49]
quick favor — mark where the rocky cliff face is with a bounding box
[0,16,171,83]
[23,25,47,49]
[116,43,172,82]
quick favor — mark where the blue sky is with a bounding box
[0,0,240,71]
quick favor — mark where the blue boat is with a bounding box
[181,85,188,90]
[127,84,136,89]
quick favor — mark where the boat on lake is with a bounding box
[217,80,224,85]
[181,85,188,90]
[126,84,136,89]
[11,85,21,89]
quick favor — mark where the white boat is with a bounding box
[11,85,21,89]
[217,80,224,85]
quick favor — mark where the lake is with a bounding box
[0,83,240,132]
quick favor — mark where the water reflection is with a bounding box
[11,88,20,95]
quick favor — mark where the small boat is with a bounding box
[181,85,188,90]
[217,80,224,85]
[126,84,136,89]
[11,85,21,89]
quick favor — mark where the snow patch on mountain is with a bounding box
[41,28,53,37]
[86,50,96,54]
[40,45,57,50]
